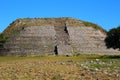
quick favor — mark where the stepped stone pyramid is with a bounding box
[0,18,119,56]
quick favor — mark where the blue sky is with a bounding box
[0,0,120,32]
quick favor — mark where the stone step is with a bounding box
[54,23,70,45]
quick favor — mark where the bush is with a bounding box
[105,26,120,50]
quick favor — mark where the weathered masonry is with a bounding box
[0,18,119,56]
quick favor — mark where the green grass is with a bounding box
[0,54,97,62]
[0,54,120,80]
[0,54,119,61]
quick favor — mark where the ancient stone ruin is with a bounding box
[0,18,119,56]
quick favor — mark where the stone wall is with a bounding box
[67,26,120,54]
[0,26,56,56]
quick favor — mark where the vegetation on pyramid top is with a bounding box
[1,17,106,40]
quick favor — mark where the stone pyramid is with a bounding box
[0,18,119,56]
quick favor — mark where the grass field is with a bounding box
[0,54,120,80]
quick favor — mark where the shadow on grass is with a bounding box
[100,55,120,59]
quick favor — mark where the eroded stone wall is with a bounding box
[67,26,120,54]
[0,26,56,56]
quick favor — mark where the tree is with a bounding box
[105,26,120,50]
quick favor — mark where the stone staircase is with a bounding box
[54,23,73,55]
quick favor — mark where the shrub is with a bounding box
[105,26,120,50]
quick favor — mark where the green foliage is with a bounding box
[105,26,120,50]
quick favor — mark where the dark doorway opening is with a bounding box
[54,46,58,55]
[64,26,69,34]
